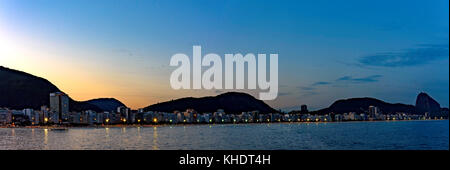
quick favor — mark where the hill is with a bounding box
[314,97,418,115]
[0,66,125,112]
[415,92,441,114]
[85,98,126,112]
[144,92,278,114]
[314,92,446,116]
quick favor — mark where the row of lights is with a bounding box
[100,115,445,124]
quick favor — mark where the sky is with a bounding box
[0,0,448,110]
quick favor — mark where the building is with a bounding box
[23,108,33,119]
[32,111,40,125]
[300,105,308,114]
[49,92,69,123]
[85,110,97,125]
[40,106,50,124]
[368,106,380,118]
[48,111,60,124]
[0,108,12,125]
[117,106,131,123]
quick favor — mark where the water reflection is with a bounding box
[153,126,158,150]
[31,128,35,141]
[0,121,448,150]
[137,127,141,140]
[44,128,48,149]
[105,127,109,137]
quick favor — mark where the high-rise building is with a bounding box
[368,106,379,118]
[117,106,131,123]
[49,92,69,123]
[300,105,308,114]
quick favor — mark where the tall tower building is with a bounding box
[368,105,379,118]
[300,105,308,114]
[50,92,69,123]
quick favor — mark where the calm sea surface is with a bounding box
[0,120,448,150]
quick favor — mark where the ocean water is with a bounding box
[0,120,448,150]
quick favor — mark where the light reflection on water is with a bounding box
[0,120,448,150]
[44,128,48,150]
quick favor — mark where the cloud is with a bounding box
[312,81,331,86]
[336,76,351,81]
[297,75,383,97]
[358,44,449,67]
[336,75,382,83]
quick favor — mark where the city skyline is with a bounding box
[0,0,448,110]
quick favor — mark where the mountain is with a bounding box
[85,98,126,112]
[0,66,125,112]
[144,92,278,114]
[314,92,448,116]
[315,97,418,115]
[415,92,441,114]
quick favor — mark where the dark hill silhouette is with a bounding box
[415,92,441,114]
[144,92,278,114]
[0,66,125,112]
[314,93,447,116]
[85,98,125,112]
[314,97,418,114]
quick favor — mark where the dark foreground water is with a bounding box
[0,120,448,150]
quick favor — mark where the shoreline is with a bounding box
[1,119,447,129]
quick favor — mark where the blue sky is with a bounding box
[0,0,448,110]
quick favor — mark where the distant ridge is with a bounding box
[0,66,126,112]
[314,93,447,117]
[144,92,278,114]
[85,98,126,112]
[314,97,417,114]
